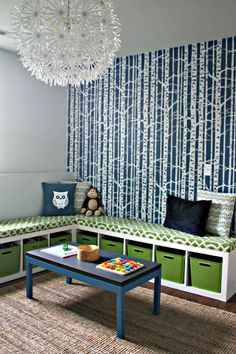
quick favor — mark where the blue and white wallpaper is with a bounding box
[67,36,236,225]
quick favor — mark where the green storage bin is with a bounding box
[50,232,71,246]
[127,242,152,261]
[0,243,20,277]
[77,231,97,245]
[23,237,48,270]
[156,248,185,284]
[100,237,123,254]
[190,255,222,293]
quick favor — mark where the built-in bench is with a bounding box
[1,215,236,302]
[0,215,76,237]
[75,215,236,252]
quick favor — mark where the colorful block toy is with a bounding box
[96,257,144,275]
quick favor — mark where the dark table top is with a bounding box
[27,244,161,286]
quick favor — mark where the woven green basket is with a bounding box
[190,255,222,293]
[127,243,152,261]
[23,238,48,270]
[77,232,97,245]
[0,244,20,277]
[100,237,123,254]
[50,233,71,246]
[156,249,185,283]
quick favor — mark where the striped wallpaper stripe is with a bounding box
[67,36,236,227]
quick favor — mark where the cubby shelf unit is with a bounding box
[0,226,75,285]
[76,225,236,302]
[1,223,236,302]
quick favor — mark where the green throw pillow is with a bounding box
[197,190,236,237]
[59,181,91,213]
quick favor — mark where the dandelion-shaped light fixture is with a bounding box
[11,0,121,86]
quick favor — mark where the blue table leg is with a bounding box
[26,257,33,299]
[66,276,72,285]
[116,288,125,339]
[153,270,161,315]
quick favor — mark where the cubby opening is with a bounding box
[100,235,123,254]
[77,230,98,245]
[126,240,153,261]
[156,247,185,284]
[23,236,48,270]
[50,231,72,246]
[0,242,20,277]
[188,253,222,293]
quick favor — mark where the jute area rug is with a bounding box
[0,273,235,354]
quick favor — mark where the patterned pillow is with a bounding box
[197,190,236,237]
[59,181,91,213]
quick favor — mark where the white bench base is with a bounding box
[1,224,236,302]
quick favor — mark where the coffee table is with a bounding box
[26,245,162,339]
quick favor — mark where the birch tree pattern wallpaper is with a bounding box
[67,36,236,225]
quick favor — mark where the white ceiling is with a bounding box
[0,0,236,56]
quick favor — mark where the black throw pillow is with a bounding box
[163,195,212,236]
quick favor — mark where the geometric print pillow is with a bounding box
[197,190,236,237]
[59,180,91,214]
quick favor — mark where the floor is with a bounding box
[144,282,236,313]
[2,271,236,313]
[1,272,236,354]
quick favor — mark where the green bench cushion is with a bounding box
[1,215,236,252]
[75,215,236,252]
[0,216,76,237]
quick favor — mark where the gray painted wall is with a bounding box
[0,172,75,219]
[0,49,71,219]
[0,48,68,174]
[1,1,236,56]
[115,0,236,57]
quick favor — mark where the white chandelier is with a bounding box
[11,0,121,86]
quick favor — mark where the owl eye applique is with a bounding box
[53,191,69,209]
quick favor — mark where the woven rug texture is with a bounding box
[0,273,236,354]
